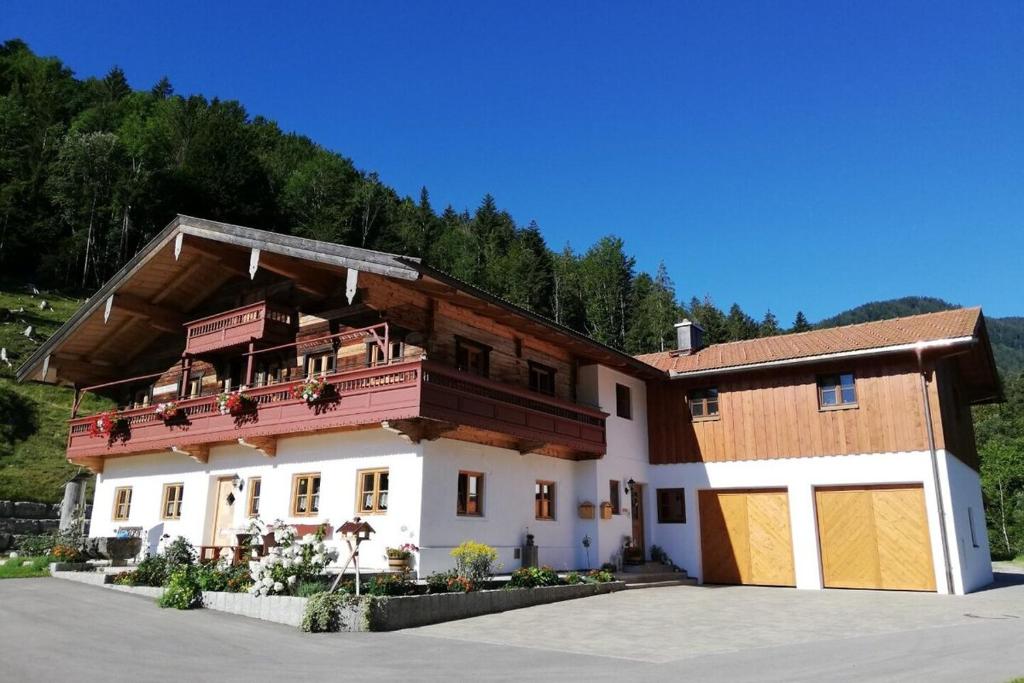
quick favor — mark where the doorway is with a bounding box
[209,477,236,547]
[630,483,646,560]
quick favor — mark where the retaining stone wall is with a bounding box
[0,501,93,551]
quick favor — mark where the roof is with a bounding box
[636,307,1001,404]
[17,214,660,384]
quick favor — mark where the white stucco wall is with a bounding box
[647,450,986,595]
[937,450,994,593]
[91,429,423,572]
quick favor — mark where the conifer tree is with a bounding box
[791,311,812,333]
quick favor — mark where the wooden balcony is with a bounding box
[184,301,295,355]
[66,358,607,470]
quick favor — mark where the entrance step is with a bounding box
[624,577,698,590]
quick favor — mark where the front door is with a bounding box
[631,484,645,559]
[209,477,236,547]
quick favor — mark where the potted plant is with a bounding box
[385,543,418,570]
[217,391,255,417]
[291,375,333,405]
[154,401,183,422]
[88,410,129,439]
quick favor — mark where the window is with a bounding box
[247,477,262,518]
[457,471,484,516]
[689,387,719,420]
[535,481,555,520]
[616,383,632,419]
[187,372,204,398]
[161,483,184,520]
[357,469,389,514]
[455,337,490,377]
[657,488,686,523]
[818,372,857,408]
[968,507,979,548]
[254,359,285,387]
[112,487,132,521]
[609,480,621,515]
[292,473,321,516]
[367,341,404,367]
[305,351,336,377]
[528,361,556,396]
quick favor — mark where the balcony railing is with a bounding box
[184,301,295,355]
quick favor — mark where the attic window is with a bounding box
[818,373,857,409]
[689,387,719,420]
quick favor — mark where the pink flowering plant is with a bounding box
[385,543,419,560]
[248,519,337,597]
[292,374,332,405]
[154,401,182,421]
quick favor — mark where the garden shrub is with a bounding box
[158,567,203,610]
[51,544,83,563]
[586,569,615,583]
[249,522,336,596]
[132,554,169,587]
[297,579,329,597]
[195,563,251,593]
[450,540,498,582]
[301,592,349,633]
[600,562,616,573]
[17,533,56,556]
[508,566,561,589]
[426,570,456,594]
[363,572,413,597]
[163,536,197,569]
[564,571,584,585]
[446,575,475,593]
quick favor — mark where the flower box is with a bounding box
[578,502,595,519]
[599,502,613,520]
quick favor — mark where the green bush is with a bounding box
[450,540,498,582]
[302,592,347,633]
[158,567,203,609]
[297,579,330,597]
[194,563,251,593]
[17,533,56,556]
[586,569,615,583]
[426,570,456,594]
[163,537,196,569]
[564,571,584,585]
[600,562,616,572]
[508,566,562,589]
[132,554,168,587]
[364,572,413,597]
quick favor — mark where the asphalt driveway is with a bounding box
[3,571,1024,682]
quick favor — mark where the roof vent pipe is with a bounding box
[674,319,705,355]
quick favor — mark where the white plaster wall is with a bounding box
[938,450,994,593]
[90,429,423,571]
[418,438,581,574]
[647,451,964,594]
[578,364,654,568]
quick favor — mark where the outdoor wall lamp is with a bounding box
[625,478,636,494]
[232,474,243,490]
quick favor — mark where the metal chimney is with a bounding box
[674,319,705,354]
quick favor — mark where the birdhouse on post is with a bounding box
[331,517,375,595]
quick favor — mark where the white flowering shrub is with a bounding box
[249,520,337,597]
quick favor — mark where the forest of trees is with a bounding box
[0,39,811,356]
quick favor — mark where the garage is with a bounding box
[815,484,936,591]
[699,489,795,586]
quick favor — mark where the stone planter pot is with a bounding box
[388,557,409,570]
[86,536,143,563]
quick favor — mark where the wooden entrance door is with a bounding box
[699,489,796,586]
[631,484,645,558]
[209,477,236,547]
[815,484,936,591]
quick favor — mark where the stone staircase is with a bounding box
[618,562,698,590]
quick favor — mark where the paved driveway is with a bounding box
[3,571,1024,682]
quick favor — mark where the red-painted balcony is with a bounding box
[184,301,295,355]
[66,326,607,469]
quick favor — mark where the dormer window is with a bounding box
[689,387,719,420]
[818,372,857,409]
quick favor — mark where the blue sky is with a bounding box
[4,1,1022,322]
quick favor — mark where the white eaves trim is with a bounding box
[667,336,977,380]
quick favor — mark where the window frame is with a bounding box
[609,480,621,515]
[356,468,390,515]
[527,360,557,396]
[366,341,405,367]
[817,372,858,410]
[112,486,133,521]
[457,471,485,517]
[304,350,336,378]
[455,336,490,378]
[656,488,686,524]
[161,483,184,521]
[689,387,720,421]
[247,477,262,518]
[535,480,556,521]
[291,473,321,517]
[615,383,632,420]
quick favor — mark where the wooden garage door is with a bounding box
[699,489,795,586]
[815,485,936,592]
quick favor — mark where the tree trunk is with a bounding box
[82,191,98,288]
[998,479,1011,555]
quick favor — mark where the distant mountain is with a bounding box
[817,297,1024,378]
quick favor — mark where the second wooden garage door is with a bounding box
[815,485,936,592]
[699,489,795,586]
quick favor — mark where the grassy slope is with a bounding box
[0,287,107,503]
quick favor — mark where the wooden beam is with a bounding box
[238,437,277,457]
[171,444,209,464]
[517,440,545,455]
[380,418,454,443]
[258,252,337,298]
[111,293,186,334]
[72,456,104,474]
[151,258,208,305]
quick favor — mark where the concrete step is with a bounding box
[621,571,688,584]
[621,561,678,574]
[624,578,698,590]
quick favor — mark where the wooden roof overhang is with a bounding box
[18,215,663,388]
[16,215,420,387]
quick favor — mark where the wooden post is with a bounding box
[245,341,255,388]
[179,356,191,399]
